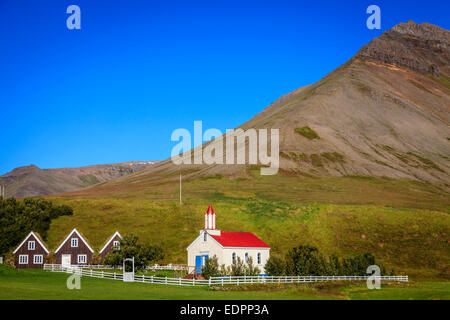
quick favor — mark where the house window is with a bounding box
[77,254,87,264]
[203,232,207,242]
[19,255,28,264]
[245,252,249,263]
[257,252,261,265]
[232,252,236,264]
[71,238,78,247]
[33,255,43,264]
[28,241,35,250]
[113,241,120,249]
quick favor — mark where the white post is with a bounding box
[209,278,211,286]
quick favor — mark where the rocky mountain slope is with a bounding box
[40,21,450,198]
[0,161,157,198]
[107,20,449,188]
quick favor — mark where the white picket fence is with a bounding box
[44,264,408,287]
[43,263,188,271]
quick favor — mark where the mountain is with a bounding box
[69,21,449,199]
[0,161,157,198]
[43,22,450,279]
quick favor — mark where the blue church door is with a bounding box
[195,255,208,274]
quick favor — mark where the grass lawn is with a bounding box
[0,266,449,300]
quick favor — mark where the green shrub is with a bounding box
[294,127,319,140]
[321,152,345,163]
[245,257,261,276]
[220,264,231,276]
[231,257,246,276]
[202,255,220,279]
[275,245,386,276]
[265,256,286,276]
[103,234,164,271]
[0,197,73,255]
[285,245,328,276]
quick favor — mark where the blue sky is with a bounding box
[0,0,448,174]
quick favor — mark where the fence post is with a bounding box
[193,278,196,286]
[237,278,239,286]
[102,271,104,278]
[165,276,168,284]
[151,276,154,284]
[179,277,182,285]
[222,278,224,286]
[209,278,211,286]
[114,272,116,280]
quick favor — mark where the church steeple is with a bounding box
[204,204,216,230]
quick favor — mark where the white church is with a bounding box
[187,205,270,274]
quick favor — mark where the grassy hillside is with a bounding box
[47,174,450,280]
[62,170,450,211]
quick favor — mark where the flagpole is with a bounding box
[179,172,182,205]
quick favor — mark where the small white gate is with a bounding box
[123,257,135,282]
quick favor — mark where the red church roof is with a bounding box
[210,231,270,248]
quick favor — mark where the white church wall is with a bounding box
[187,232,223,272]
[187,231,270,273]
[222,247,270,273]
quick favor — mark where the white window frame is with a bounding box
[71,238,78,248]
[28,241,35,250]
[113,241,120,249]
[33,254,43,264]
[203,232,207,242]
[77,254,87,264]
[257,252,262,265]
[19,255,28,264]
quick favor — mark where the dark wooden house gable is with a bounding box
[55,229,94,266]
[99,231,122,261]
[13,231,49,269]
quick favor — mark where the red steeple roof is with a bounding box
[210,231,270,248]
[206,204,215,215]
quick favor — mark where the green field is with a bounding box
[31,173,449,300]
[46,195,450,279]
[0,266,449,300]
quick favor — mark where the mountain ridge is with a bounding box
[0,161,158,198]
